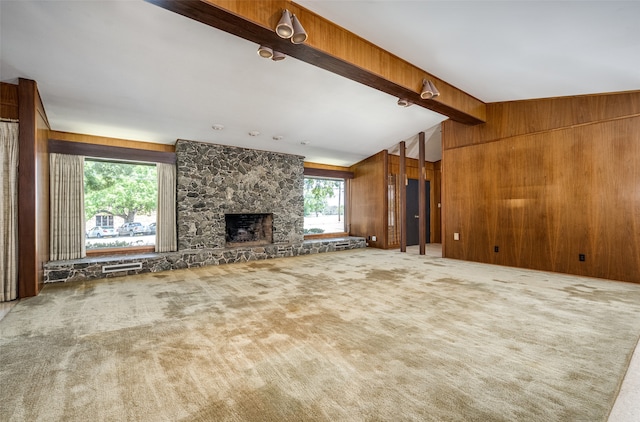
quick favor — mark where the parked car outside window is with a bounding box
[86,226,117,238]
[117,222,146,236]
[147,222,156,235]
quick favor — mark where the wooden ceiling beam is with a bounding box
[146,0,486,125]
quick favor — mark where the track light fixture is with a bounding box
[420,79,440,100]
[397,99,412,107]
[276,9,294,38]
[290,14,308,44]
[271,50,286,61]
[275,9,307,44]
[429,80,440,98]
[257,45,273,59]
[257,45,286,61]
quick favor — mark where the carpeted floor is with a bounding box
[2,248,640,421]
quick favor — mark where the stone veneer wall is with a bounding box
[44,140,367,284]
[44,238,367,283]
[176,140,304,250]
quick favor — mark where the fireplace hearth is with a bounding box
[225,213,273,247]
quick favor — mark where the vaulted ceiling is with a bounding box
[1,1,638,166]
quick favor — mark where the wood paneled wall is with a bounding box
[304,162,350,173]
[50,130,175,152]
[17,78,50,297]
[444,91,640,150]
[348,151,388,248]
[442,91,640,283]
[1,82,19,119]
[387,155,442,245]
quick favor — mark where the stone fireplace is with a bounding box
[176,140,304,249]
[225,213,273,247]
[44,139,367,284]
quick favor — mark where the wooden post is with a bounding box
[419,132,426,255]
[399,141,407,252]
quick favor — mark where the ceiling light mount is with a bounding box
[397,98,412,107]
[420,79,440,100]
[212,124,224,131]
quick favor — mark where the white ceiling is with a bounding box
[2,1,639,166]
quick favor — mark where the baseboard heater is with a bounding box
[102,262,143,273]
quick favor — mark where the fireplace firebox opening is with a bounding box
[225,213,273,247]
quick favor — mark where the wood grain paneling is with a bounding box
[388,155,441,246]
[49,139,176,164]
[303,167,354,179]
[1,82,19,120]
[304,162,350,172]
[388,155,436,180]
[18,78,50,298]
[49,130,175,152]
[442,91,640,283]
[349,151,388,248]
[443,91,640,150]
[147,0,486,124]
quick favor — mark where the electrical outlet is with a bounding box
[579,254,586,262]
[494,246,499,253]
[453,233,460,241]
[371,235,377,242]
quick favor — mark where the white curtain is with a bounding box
[0,121,19,302]
[50,153,86,260]
[156,162,177,252]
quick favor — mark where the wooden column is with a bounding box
[418,132,426,255]
[17,78,49,298]
[399,141,407,252]
[18,79,38,297]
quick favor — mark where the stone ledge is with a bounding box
[44,237,366,284]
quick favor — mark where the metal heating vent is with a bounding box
[102,262,143,273]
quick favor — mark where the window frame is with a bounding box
[302,167,353,239]
[84,158,158,255]
[95,214,113,228]
[48,139,175,257]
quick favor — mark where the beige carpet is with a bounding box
[2,248,640,421]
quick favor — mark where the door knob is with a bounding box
[414,215,419,219]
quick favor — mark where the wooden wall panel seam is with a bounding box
[443,111,640,152]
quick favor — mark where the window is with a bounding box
[303,177,346,235]
[84,159,157,251]
[95,214,113,227]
